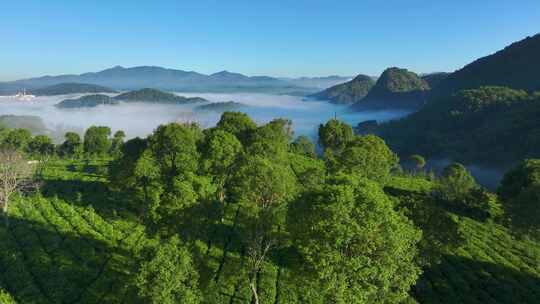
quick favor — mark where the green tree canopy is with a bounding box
[135,236,201,304]
[200,129,242,204]
[1,128,32,151]
[27,135,54,156]
[436,162,478,202]
[498,159,540,238]
[215,111,257,144]
[58,132,82,158]
[287,175,421,303]
[83,126,112,156]
[246,118,292,159]
[290,135,316,158]
[334,135,399,182]
[110,130,126,157]
[0,288,16,304]
[409,154,426,170]
[318,119,354,152]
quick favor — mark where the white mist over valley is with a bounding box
[0,92,410,140]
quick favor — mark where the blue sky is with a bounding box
[1,0,539,80]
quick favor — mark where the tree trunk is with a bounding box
[250,280,259,304]
[2,197,9,227]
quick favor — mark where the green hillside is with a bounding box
[114,88,207,104]
[432,34,540,97]
[375,86,540,166]
[352,67,430,110]
[386,175,540,304]
[1,159,539,303]
[0,114,539,303]
[310,74,375,104]
[55,94,119,108]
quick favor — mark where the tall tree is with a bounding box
[290,135,316,158]
[83,126,112,156]
[1,129,32,151]
[110,130,126,157]
[287,175,421,303]
[334,134,399,182]
[227,155,298,304]
[27,135,55,156]
[498,159,540,238]
[0,150,33,225]
[215,111,257,144]
[200,129,242,206]
[135,236,201,304]
[58,132,83,158]
[318,119,354,152]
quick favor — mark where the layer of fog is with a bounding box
[0,93,507,188]
[0,92,410,141]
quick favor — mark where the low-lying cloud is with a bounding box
[0,92,410,141]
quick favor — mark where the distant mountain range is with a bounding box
[0,66,350,95]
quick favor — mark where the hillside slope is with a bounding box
[352,67,430,110]
[114,88,207,104]
[374,86,540,166]
[433,33,540,97]
[310,74,375,104]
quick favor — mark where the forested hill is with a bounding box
[373,86,540,167]
[351,67,430,110]
[114,88,207,104]
[309,74,375,104]
[30,83,117,96]
[432,33,540,97]
[55,94,119,108]
[421,72,449,89]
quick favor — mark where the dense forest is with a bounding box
[0,111,539,303]
[373,86,540,166]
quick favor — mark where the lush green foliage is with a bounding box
[318,118,354,152]
[378,86,540,166]
[498,159,540,238]
[135,236,201,304]
[83,126,112,156]
[288,175,421,303]
[1,114,539,304]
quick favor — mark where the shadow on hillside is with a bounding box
[413,254,540,304]
[0,216,136,304]
[39,179,135,222]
